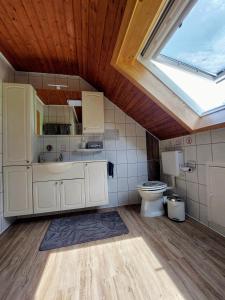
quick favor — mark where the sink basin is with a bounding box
[43,162,75,174]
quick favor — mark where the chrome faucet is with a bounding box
[57,153,63,162]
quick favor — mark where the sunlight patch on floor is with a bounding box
[34,237,187,299]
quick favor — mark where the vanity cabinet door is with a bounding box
[60,179,85,210]
[82,91,104,134]
[4,166,33,217]
[85,162,108,207]
[33,181,60,213]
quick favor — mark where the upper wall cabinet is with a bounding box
[82,91,104,134]
[3,83,35,166]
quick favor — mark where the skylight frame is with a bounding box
[139,0,225,116]
[142,0,225,82]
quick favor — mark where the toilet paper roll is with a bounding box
[180,166,192,172]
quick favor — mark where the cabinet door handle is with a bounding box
[27,160,30,163]
[55,182,58,185]
[61,181,63,185]
[27,166,30,169]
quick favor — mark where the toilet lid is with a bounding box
[139,181,167,191]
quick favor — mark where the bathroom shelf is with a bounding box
[75,148,104,153]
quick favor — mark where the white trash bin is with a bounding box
[167,198,185,222]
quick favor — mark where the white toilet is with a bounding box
[137,181,167,217]
[137,150,184,217]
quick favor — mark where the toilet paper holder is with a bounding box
[180,160,196,173]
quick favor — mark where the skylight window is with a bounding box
[140,0,225,116]
[160,0,225,78]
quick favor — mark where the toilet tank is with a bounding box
[161,151,183,176]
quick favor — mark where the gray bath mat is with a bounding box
[39,211,129,251]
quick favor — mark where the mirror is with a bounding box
[36,89,82,135]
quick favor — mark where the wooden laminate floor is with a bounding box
[0,205,225,300]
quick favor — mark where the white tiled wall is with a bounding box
[0,54,15,234]
[160,129,225,232]
[39,97,148,208]
[0,60,148,234]
[14,71,95,92]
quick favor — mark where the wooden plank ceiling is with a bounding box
[0,0,189,139]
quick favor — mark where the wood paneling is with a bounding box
[0,0,189,139]
[37,89,81,105]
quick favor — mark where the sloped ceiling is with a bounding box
[0,0,189,139]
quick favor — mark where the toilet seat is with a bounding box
[137,181,167,191]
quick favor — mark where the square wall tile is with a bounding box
[211,127,225,143]
[42,74,56,89]
[125,124,136,137]
[116,137,126,150]
[29,74,43,89]
[115,107,125,123]
[137,149,147,162]
[185,146,197,163]
[196,131,211,145]
[187,181,199,202]
[68,76,80,90]
[55,75,68,86]
[137,137,146,149]
[117,178,128,192]
[186,199,199,220]
[117,164,128,178]
[108,178,118,193]
[185,168,198,183]
[174,137,184,147]
[136,124,146,137]
[126,137,137,150]
[127,150,137,163]
[115,124,125,136]
[105,150,117,164]
[128,163,138,177]
[137,163,148,176]
[105,139,116,150]
[125,115,135,124]
[104,109,115,123]
[212,143,225,162]
[118,191,129,205]
[108,193,118,207]
[200,204,208,225]
[104,97,115,109]
[93,151,106,160]
[197,165,207,185]
[116,150,127,164]
[44,152,57,162]
[198,184,207,205]
[70,152,82,161]
[138,175,148,185]
[128,177,138,191]
[104,123,115,130]
[69,136,81,151]
[197,144,212,164]
[176,179,186,199]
